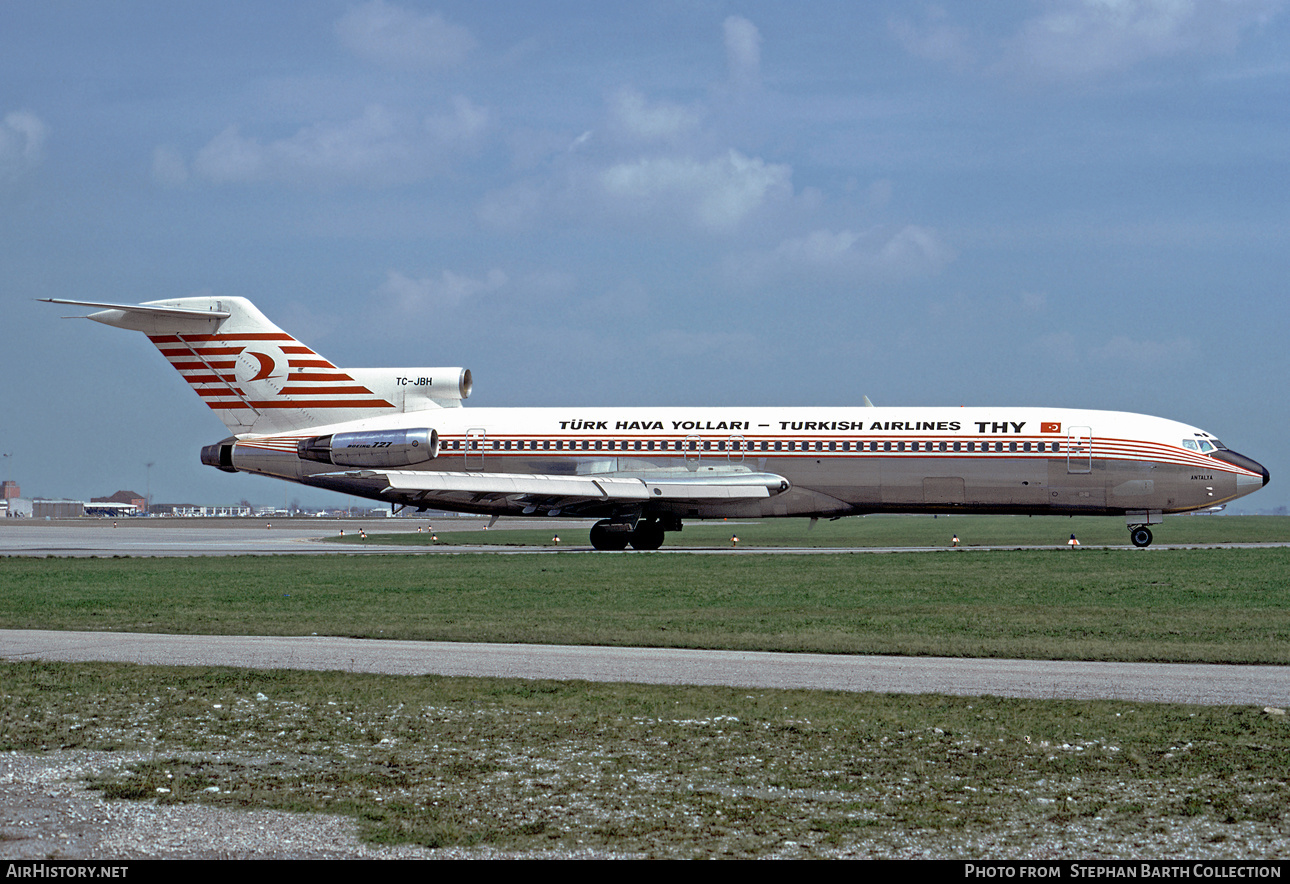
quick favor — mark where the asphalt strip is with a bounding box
[3,629,1289,707]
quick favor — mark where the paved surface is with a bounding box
[2,519,1283,556]
[5,629,1289,706]
[0,518,491,556]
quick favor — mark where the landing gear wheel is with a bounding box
[590,520,630,551]
[629,520,665,551]
[1129,526,1153,548]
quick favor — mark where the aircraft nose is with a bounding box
[1212,449,1270,489]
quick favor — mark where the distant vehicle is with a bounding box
[45,297,1269,549]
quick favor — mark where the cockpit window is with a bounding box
[1183,440,1199,451]
[1198,440,1215,453]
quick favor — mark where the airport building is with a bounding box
[171,505,253,517]
[3,498,32,518]
[32,499,87,519]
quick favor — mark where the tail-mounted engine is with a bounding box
[346,368,472,410]
[200,438,239,473]
[297,428,439,467]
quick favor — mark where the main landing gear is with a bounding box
[589,517,670,551]
[1129,525,1153,548]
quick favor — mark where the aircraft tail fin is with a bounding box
[41,296,435,435]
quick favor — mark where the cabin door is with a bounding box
[684,434,701,470]
[1066,426,1093,474]
[727,434,746,464]
[465,428,486,469]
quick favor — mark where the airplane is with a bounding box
[44,296,1269,550]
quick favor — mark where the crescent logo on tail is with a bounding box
[245,351,276,381]
[234,345,289,395]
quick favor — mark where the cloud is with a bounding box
[376,268,509,314]
[1009,0,1280,78]
[724,16,762,90]
[1091,333,1195,365]
[894,0,1283,80]
[608,88,703,144]
[190,100,489,187]
[889,8,978,71]
[335,1,476,70]
[600,149,791,232]
[727,224,955,288]
[423,95,491,148]
[0,111,48,182]
[1026,331,1194,366]
[476,181,544,229]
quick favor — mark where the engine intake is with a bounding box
[298,428,438,467]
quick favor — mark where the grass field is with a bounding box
[3,517,1288,856]
[3,546,1288,663]
[3,660,1287,858]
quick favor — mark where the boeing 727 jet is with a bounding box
[45,296,1269,549]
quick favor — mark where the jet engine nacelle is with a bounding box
[298,428,439,467]
[346,368,473,410]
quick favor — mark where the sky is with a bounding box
[3,0,1288,512]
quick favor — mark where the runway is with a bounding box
[4,629,1288,707]
[2,518,1282,556]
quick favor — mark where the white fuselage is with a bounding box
[227,405,1267,520]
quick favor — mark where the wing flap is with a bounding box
[329,469,788,508]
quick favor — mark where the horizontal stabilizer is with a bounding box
[38,298,231,320]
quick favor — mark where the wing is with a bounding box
[319,468,790,516]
